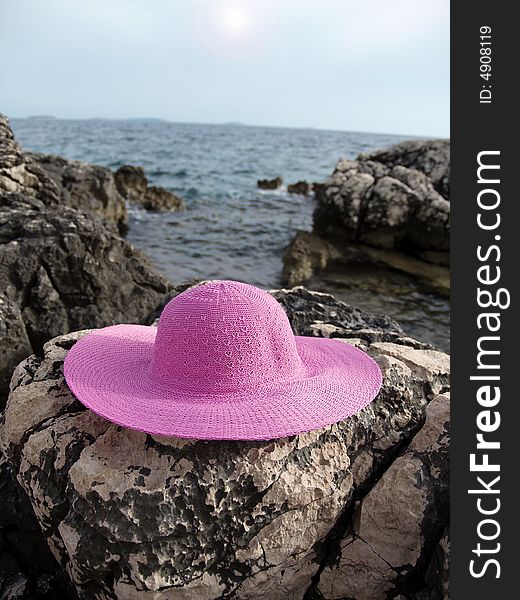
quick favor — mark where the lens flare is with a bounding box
[219,5,250,36]
[198,1,275,57]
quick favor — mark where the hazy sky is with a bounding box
[0,0,449,136]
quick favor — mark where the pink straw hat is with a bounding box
[64,280,382,440]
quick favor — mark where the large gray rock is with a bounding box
[0,114,171,598]
[361,139,450,200]
[0,193,171,402]
[0,115,58,202]
[28,152,128,232]
[313,152,450,253]
[0,285,450,600]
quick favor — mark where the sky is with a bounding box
[0,0,449,136]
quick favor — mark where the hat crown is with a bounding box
[150,281,304,391]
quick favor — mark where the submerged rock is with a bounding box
[257,176,282,190]
[28,152,128,232]
[1,285,450,600]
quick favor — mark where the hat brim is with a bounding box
[63,324,382,441]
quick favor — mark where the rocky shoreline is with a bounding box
[0,114,450,599]
[282,139,450,296]
[1,285,449,600]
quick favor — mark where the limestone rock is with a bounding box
[316,392,449,600]
[257,177,282,190]
[0,193,171,402]
[1,285,450,600]
[312,139,450,265]
[361,139,450,200]
[0,115,58,202]
[0,450,73,600]
[314,154,449,254]
[27,152,127,232]
[270,286,410,345]
[114,165,148,201]
[360,175,421,248]
[0,295,33,400]
[1,114,127,231]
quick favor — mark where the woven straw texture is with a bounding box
[64,280,382,440]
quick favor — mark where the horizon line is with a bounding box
[7,114,447,140]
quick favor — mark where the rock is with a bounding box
[409,195,450,253]
[0,115,58,202]
[311,182,325,197]
[27,152,127,233]
[0,295,33,403]
[282,231,341,288]
[257,176,282,190]
[114,165,148,201]
[0,552,71,600]
[316,391,449,600]
[1,113,127,232]
[416,250,450,268]
[114,165,185,212]
[0,450,74,599]
[0,193,171,402]
[269,286,429,347]
[422,528,450,600]
[296,141,451,296]
[361,139,450,200]
[0,191,170,595]
[287,181,312,195]
[282,231,450,296]
[140,186,186,212]
[314,157,449,254]
[360,175,421,248]
[0,553,30,600]
[0,284,450,600]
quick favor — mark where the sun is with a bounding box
[218,5,251,36]
[199,1,275,57]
